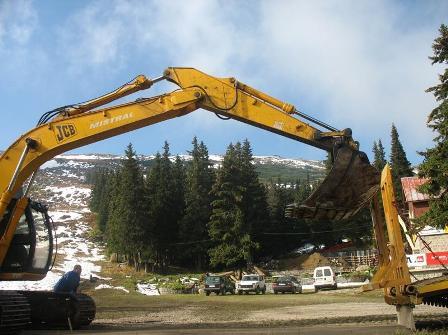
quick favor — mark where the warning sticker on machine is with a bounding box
[406,254,427,267]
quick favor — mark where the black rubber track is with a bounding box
[0,291,31,334]
[19,291,95,330]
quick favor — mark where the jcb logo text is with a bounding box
[55,124,77,143]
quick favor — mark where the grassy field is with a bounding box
[77,261,386,322]
[87,285,384,321]
[78,262,448,335]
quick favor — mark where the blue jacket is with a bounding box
[54,270,80,293]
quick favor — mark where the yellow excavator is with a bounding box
[0,67,381,332]
[362,165,448,330]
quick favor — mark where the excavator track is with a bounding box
[20,291,95,329]
[0,291,31,334]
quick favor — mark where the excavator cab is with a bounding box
[286,145,380,221]
[0,198,53,278]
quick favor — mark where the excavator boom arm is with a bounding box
[0,67,379,267]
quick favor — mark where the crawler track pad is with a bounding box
[285,146,380,221]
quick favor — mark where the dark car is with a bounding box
[204,275,235,296]
[272,276,302,294]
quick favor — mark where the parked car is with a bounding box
[272,276,302,294]
[237,274,266,294]
[313,266,337,291]
[293,243,316,255]
[204,275,235,296]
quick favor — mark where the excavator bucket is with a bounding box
[285,145,380,221]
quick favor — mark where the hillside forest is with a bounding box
[89,137,380,272]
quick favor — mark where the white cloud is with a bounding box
[58,0,257,77]
[55,0,443,161]
[257,1,439,149]
[2,0,444,162]
[0,0,37,46]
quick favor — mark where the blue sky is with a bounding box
[0,1,446,163]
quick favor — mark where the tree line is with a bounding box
[370,24,448,231]
[371,123,414,203]
[89,137,373,272]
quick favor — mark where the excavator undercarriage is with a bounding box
[0,291,95,332]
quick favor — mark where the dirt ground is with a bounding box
[21,287,448,334]
[86,288,447,330]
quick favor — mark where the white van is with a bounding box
[313,266,337,291]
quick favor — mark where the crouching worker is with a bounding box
[54,265,82,293]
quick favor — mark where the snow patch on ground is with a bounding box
[136,283,160,296]
[95,284,129,293]
[44,186,91,207]
[50,210,83,222]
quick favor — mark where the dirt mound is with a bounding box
[301,252,331,269]
[279,252,331,270]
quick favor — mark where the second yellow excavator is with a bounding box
[0,67,379,332]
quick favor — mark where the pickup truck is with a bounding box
[236,274,266,294]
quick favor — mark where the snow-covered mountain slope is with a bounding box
[40,152,325,182]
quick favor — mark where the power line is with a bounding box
[262,223,372,235]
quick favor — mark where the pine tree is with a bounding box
[208,143,243,268]
[390,124,413,202]
[106,144,146,269]
[145,141,184,269]
[208,140,268,269]
[417,24,448,228]
[105,170,123,254]
[295,173,312,203]
[179,137,214,270]
[89,169,103,213]
[262,180,309,257]
[372,139,387,172]
[96,170,114,233]
[89,168,114,233]
[240,139,269,263]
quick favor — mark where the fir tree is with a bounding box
[89,168,114,233]
[262,180,309,257]
[372,139,387,172]
[106,144,146,269]
[208,140,268,268]
[105,170,123,253]
[240,139,269,263]
[417,25,448,228]
[179,137,214,269]
[208,143,243,268]
[390,124,413,202]
[295,173,312,203]
[89,169,104,213]
[145,141,184,268]
[96,170,114,233]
